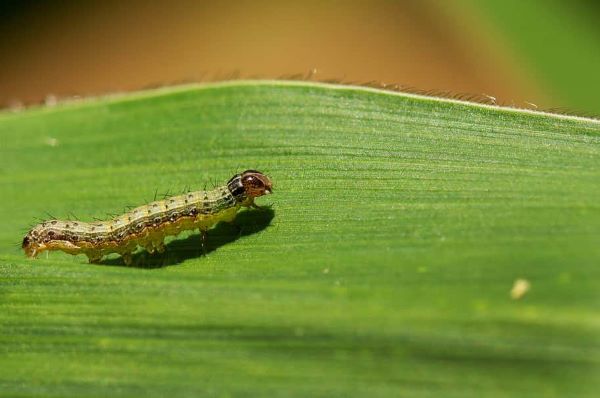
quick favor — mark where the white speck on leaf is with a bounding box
[44,137,59,147]
[510,278,530,300]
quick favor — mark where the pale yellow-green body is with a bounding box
[26,187,252,264]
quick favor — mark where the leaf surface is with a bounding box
[1,81,599,397]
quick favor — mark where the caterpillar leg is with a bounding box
[153,240,166,253]
[248,197,270,211]
[143,243,156,254]
[200,229,208,255]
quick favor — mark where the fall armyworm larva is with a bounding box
[22,170,273,265]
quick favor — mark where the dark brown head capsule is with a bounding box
[240,170,273,198]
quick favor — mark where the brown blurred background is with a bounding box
[0,0,597,112]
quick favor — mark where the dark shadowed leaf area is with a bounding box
[0,81,599,397]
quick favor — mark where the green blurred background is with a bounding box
[0,0,598,114]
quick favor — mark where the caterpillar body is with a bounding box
[22,170,273,265]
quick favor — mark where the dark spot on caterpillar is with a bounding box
[51,221,57,225]
[73,222,78,226]
[45,231,62,242]
[147,209,152,215]
[65,224,70,229]
[91,226,96,231]
[136,223,144,230]
[170,199,175,204]
[189,208,198,216]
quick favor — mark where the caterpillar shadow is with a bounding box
[100,207,274,268]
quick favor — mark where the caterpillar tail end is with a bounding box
[22,235,40,258]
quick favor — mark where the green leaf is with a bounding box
[1,81,599,397]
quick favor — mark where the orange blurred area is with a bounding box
[0,0,547,109]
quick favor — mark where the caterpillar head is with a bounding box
[240,170,273,198]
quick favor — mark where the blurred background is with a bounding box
[1,0,598,114]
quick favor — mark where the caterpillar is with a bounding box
[22,170,273,265]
